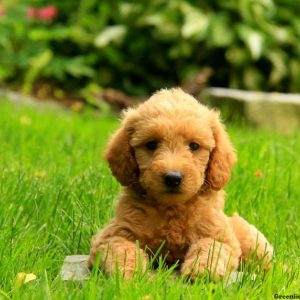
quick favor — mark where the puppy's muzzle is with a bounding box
[163,171,183,189]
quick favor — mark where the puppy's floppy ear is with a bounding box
[104,124,139,186]
[204,112,237,191]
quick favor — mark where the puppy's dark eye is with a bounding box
[145,140,158,151]
[189,142,200,152]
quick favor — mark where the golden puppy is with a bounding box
[88,88,273,279]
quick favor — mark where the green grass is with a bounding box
[0,100,299,299]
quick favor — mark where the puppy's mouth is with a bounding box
[164,187,182,194]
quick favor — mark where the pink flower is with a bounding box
[0,7,6,16]
[37,6,57,20]
[26,7,37,19]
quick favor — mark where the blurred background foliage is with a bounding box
[1,0,300,98]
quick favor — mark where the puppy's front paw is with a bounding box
[181,256,226,281]
[181,239,238,281]
[88,239,148,279]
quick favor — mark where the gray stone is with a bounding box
[245,102,300,134]
[204,88,300,134]
[60,255,90,281]
[223,271,256,288]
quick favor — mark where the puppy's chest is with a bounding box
[142,206,195,261]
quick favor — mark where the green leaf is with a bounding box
[226,47,251,66]
[180,3,209,40]
[44,56,96,80]
[29,26,92,45]
[268,50,288,85]
[137,11,180,40]
[23,50,53,94]
[65,57,95,78]
[238,25,265,60]
[94,25,127,48]
[289,59,300,91]
[243,66,264,90]
[208,15,234,47]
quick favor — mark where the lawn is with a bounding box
[0,99,299,299]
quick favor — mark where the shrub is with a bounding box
[1,0,300,96]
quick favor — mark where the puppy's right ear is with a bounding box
[104,126,139,186]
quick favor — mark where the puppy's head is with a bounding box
[105,88,236,204]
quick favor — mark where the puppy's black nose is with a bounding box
[163,171,183,188]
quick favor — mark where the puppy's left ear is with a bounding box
[204,112,237,191]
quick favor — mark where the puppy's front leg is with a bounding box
[181,238,239,280]
[88,225,148,278]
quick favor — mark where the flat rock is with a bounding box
[223,271,256,287]
[60,255,90,281]
[204,87,300,134]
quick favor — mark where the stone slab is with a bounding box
[204,87,300,134]
[60,255,90,281]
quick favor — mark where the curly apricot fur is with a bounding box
[88,88,273,279]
